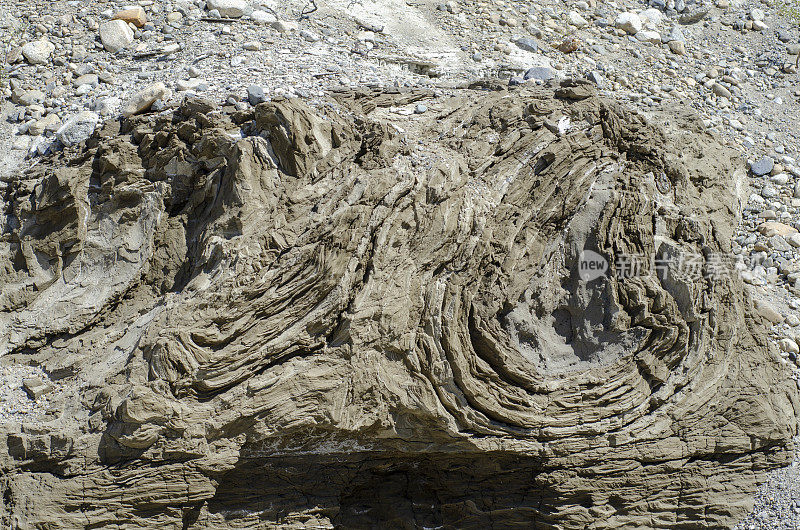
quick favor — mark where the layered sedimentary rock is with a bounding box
[0,83,797,528]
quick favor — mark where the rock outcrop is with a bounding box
[0,83,797,528]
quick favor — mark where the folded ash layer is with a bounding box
[0,81,797,529]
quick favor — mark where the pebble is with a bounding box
[113,7,147,28]
[22,377,54,400]
[669,40,686,55]
[712,83,732,99]
[636,30,662,44]
[779,338,800,355]
[56,111,100,147]
[27,114,61,136]
[615,12,643,35]
[514,38,539,53]
[206,0,249,18]
[99,20,135,53]
[21,39,55,65]
[176,79,206,91]
[568,11,589,28]
[251,10,277,24]
[753,20,769,31]
[271,19,298,33]
[752,157,776,176]
[247,85,267,105]
[524,66,555,82]
[121,82,169,116]
[755,299,784,324]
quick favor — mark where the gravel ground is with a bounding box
[736,436,800,529]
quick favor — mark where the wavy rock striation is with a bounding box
[0,83,798,528]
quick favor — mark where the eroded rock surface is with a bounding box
[0,84,797,528]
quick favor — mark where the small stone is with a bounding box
[27,114,61,136]
[779,338,799,354]
[122,82,169,116]
[754,299,784,324]
[679,9,709,25]
[524,66,555,82]
[243,41,261,51]
[92,97,121,116]
[770,235,792,251]
[750,8,765,21]
[568,11,588,28]
[21,39,55,65]
[711,83,731,99]
[247,85,266,105]
[12,89,45,107]
[251,10,277,24]
[636,30,662,44]
[99,19,135,53]
[770,173,789,185]
[271,19,298,32]
[752,20,769,31]
[56,111,100,147]
[206,0,249,18]
[615,12,642,35]
[640,8,664,26]
[300,29,320,42]
[113,7,147,28]
[514,37,539,53]
[758,221,797,237]
[787,233,800,248]
[176,78,205,91]
[22,377,54,400]
[414,104,428,114]
[668,40,685,55]
[586,70,607,89]
[72,74,99,88]
[751,157,775,176]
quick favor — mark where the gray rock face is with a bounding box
[0,88,796,529]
